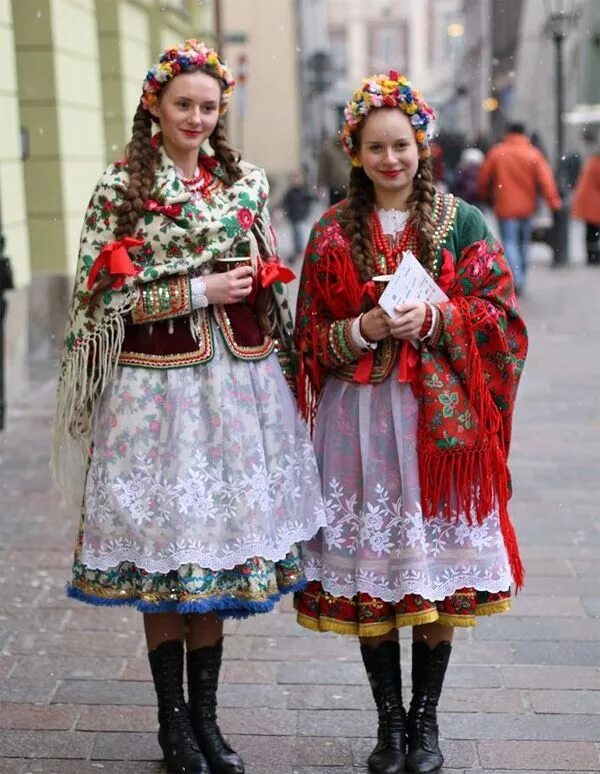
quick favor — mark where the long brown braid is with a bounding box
[340,166,376,282]
[209,118,242,184]
[407,157,437,273]
[114,104,157,239]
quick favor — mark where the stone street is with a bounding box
[0,248,599,773]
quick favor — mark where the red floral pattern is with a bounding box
[296,581,511,635]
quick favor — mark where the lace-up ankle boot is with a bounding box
[360,639,407,774]
[187,638,245,774]
[148,639,209,774]
[406,640,452,773]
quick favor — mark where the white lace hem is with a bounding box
[81,518,327,573]
[304,566,514,603]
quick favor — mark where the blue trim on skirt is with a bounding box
[66,578,307,619]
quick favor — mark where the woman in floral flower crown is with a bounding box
[53,40,326,774]
[295,71,528,774]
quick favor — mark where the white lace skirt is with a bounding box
[82,333,327,574]
[301,376,513,602]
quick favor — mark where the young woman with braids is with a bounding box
[294,72,528,774]
[54,40,326,774]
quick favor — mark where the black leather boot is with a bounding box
[148,639,209,774]
[360,639,407,774]
[406,640,452,773]
[187,638,245,774]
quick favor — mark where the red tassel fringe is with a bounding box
[418,297,524,590]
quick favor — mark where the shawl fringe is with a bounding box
[418,296,524,589]
[52,308,131,504]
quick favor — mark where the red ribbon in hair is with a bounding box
[86,238,144,291]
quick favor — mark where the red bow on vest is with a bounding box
[259,261,296,287]
[86,237,144,290]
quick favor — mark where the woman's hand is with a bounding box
[203,266,254,305]
[359,306,390,342]
[387,301,427,340]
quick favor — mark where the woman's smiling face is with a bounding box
[357,108,419,199]
[150,70,221,156]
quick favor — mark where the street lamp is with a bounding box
[544,0,578,266]
[0,191,15,432]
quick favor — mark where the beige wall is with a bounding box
[221,0,301,192]
[13,0,106,275]
[0,0,31,289]
[1,0,214,394]
[1,0,31,394]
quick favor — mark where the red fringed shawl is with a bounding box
[295,203,528,589]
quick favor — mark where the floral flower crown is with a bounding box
[341,71,436,166]
[141,39,235,114]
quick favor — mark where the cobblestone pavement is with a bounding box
[1,256,599,773]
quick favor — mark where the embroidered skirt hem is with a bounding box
[294,580,511,636]
[69,547,304,619]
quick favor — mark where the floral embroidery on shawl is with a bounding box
[54,145,293,502]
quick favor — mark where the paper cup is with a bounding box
[215,256,252,271]
[372,274,393,299]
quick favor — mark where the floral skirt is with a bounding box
[67,334,326,617]
[295,581,511,637]
[297,376,515,636]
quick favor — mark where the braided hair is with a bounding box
[209,118,242,184]
[114,105,157,239]
[407,157,437,273]
[339,166,375,283]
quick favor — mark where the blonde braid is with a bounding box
[209,119,242,184]
[114,105,157,239]
[340,166,376,282]
[408,157,437,272]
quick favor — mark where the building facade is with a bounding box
[1,0,213,401]
[218,0,302,198]
[459,0,599,161]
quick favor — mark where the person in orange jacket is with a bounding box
[478,123,562,292]
[571,151,600,265]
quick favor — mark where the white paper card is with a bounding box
[378,250,448,318]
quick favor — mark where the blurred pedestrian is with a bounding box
[295,71,527,774]
[452,146,485,207]
[317,131,351,204]
[478,122,561,293]
[571,149,600,265]
[529,130,548,158]
[281,170,313,262]
[53,39,326,774]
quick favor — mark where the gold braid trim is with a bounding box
[131,274,192,324]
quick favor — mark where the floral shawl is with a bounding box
[295,198,528,588]
[54,145,292,501]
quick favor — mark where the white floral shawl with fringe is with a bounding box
[54,146,291,501]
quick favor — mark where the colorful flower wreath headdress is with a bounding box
[341,71,436,166]
[141,39,235,115]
